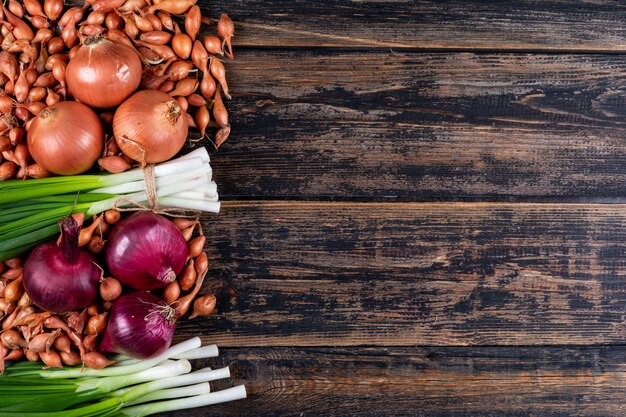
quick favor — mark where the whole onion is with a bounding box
[106,211,188,290]
[113,90,188,164]
[23,217,101,313]
[99,291,176,359]
[66,35,142,108]
[27,101,104,175]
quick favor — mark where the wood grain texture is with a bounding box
[174,201,626,347]
[211,50,626,200]
[205,0,626,51]
[161,346,626,417]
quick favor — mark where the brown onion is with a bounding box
[139,30,172,45]
[184,5,200,41]
[32,28,53,44]
[8,0,24,18]
[80,24,105,36]
[0,95,12,113]
[25,163,50,178]
[168,60,195,81]
[210,57,230,99]
[113,90,188,163]
[217,13,234,59]
[24,0,45,17]
[157,11,174,31]
[91,0,125,12]
[105,11,122,29]
[27,101,104,174]
[117,0,146,13]
[145,13,161,31]
[98,155,131,173]
[158,79,175,93]
[83,10,106,25]
[0,162,16,180]
[61,23,78,48]
[43,0,62,20]
[27,15,50,29]
[203,35,223,56]
[47,37,64,54]
[212,85,228,127]
[45,87,60,105]
[189,294,216,319]
[147,0,197,15]
[123,17,139,39]
[3,7,34,40]
[175,95,188,112]
[104,209,121,224]
[187,93,206,106]
[162,281,180,304]
[66,36,142,108]
[100,277,122,301]
[215,125,230,147]
[0,136,10,151]
[171,33,191,59]
[195,105,209,137]
[199,71,215,99]
[168,77,197,97]
[191,40,208,72]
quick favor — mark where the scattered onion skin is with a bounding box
[99,291,176,359]
[27,101,104,175]
[66,35,142,108]
[106,211,188,290]
[113,89,187,164]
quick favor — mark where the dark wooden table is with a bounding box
[172,1,626,415]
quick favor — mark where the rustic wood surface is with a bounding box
[179,1,626,416]
[216,51,626,200]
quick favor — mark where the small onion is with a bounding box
[106,211,188,290]
[99,291,176,359]
[43,0,63,20]
[27,101,104,175]
[113,90,187,164]
[66,35,142,108]
[217,13,234,59]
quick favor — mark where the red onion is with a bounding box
[106,211,187,290]
[23,217,101,313]
[99,291,176,359]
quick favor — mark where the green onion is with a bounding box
[0,338,246,416]
[0,148,220,261]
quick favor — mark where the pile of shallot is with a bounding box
[0,0,233,180]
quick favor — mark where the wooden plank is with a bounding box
[205,0,626,51]
[213,50,626,200]
[179,201,626,347]
[163,346,626,416]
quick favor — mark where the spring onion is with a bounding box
[0,148,220,261]
[0,337,246,416]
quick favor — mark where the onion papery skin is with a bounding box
[99,291,176,359]
[113,90,188,163]
[106,211,188,290]
[66,35,142,108]
[23,217,101,313]
[27,101,104,175]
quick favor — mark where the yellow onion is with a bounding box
[66,35,141,108]
[27,101,104,174]
[113,90,187,164]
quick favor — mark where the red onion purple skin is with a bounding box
[105,211,187,290]
[99,291,176,359]
[23,217,101,313]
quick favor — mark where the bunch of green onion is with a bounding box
[0,148,219,261]
[0,337,246,416]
